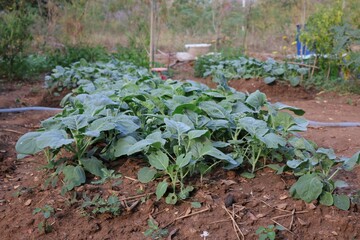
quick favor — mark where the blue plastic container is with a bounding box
[296,24,314,56]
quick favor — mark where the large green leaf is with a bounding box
[36,130,74,149]
[127,139,158,155]
[245,90,266,111]
[62,165,86,191]
[289,173,323,203]
[343,151,360,171]
[84,117,117,137]
[319,191,333,206]
[260,133,286,148]
[176,153,192,168]
[112,136,138,157]
[333,194,350,210]
[164,118,192,137]
[316,148,336,160]
[271,102,305,116]
[188,130,208,140]
[190,141,236,165]
[147,150,169,170]
[264,76,276,84]
[238,117,268,137]
[15,132,43,156]
[114,116,140,135]
[80,157,105,177]
[156,181,168,200]
[137,167,157,183]
[62,115,89,130]
[199,101,230,119]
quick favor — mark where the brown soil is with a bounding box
[1,67,360,240]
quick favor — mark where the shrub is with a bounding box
[0,3,34,79]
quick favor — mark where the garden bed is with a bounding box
[1,65,360,239]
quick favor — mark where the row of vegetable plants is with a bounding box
[16,59,360,209]
[195,53,310,86]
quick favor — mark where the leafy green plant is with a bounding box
[196,53,309,86]
[81,194,121,216]
[113,46,149,69]
[144,217,168,240]
[256,224,284,240]
[15,59,360,209]
[33,205,55,233]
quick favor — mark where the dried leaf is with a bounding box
[248,212,258,221]
[221,179,237,186]
[297,217,308,226]
[276,203,288,210]
[24,199,32,206]
[256,213,266,218]
[184,207,192,216]
[279,195,288,200]
[306,203,316,210]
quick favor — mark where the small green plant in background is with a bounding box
[256,224,284,240]
[144,217,168,240]
[33,205,55,234]
[81,194,121,216]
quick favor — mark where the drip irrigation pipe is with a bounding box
[0,107,62,113]
[307,120,360,128]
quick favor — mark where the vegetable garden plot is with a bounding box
[195,53,310,86]
[16,59,360,209]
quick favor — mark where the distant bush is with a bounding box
[0,3,34,79]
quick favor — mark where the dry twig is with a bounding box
[222,205,244,240]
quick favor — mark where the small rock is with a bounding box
[224,194,235,207]
[331,231,338,236]
[24,199,32,206]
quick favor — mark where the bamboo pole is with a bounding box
[150,0,157,68]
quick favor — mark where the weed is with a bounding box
[144,217,168,240]
[81,194,121,216]
[33,205,55,234]
[256,224,284,240]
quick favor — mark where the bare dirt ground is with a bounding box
[1,66,360,240]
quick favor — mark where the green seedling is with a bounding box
[144,218,168,239]
[81,194,121,216]
[256,224,284,240]
[33,205,55,233]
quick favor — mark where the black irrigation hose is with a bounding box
[0,107,359,128]
[307,120,360,128]
[0,107,62,113]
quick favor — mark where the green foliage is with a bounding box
[300,2,343,55]
[144,218,168,239]
[16,60,360,208]
[196,53,309,86]
[256,224,284,240]
[33,205,55,233]
[47,45,110,68]
[0,2,34,79]
[113,46,149,68]
[81,194,121,215]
